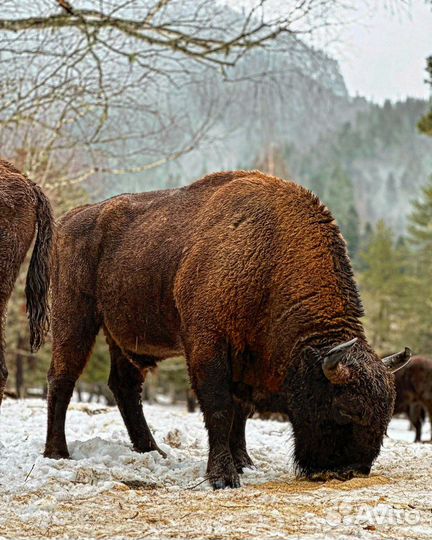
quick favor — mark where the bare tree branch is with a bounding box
[0,0,347,190]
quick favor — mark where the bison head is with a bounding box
[288,338,411,481]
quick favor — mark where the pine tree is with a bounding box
[403,176,432,352]
[325,165,354,218]
[408,179,432,250]
[358,221,409,353]
[343,205,360,258]
[418,56,432,136]
[355,222,374,270]
[324,165,360,257]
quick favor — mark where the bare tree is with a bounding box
[0,0,347,184]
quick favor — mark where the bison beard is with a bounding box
[43,170,411,488]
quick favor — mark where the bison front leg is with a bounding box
[188,340,240,490]
[230,400,254,473]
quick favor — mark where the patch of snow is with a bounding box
[0,399,296,495]
[0,399,431,539]
[388,416,431,443]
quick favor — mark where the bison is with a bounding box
[0,158,53,403]
[394,356,432,442]
[43,170,410,488]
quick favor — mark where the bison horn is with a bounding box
[382,347,412,373]
[322,338,358,384]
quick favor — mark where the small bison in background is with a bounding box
[0,159,53,404]
[394,356,432,442]
[44,170,411,489]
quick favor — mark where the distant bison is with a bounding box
[0,159,53,403]
[44,170,410,488]
[394,356,432,442]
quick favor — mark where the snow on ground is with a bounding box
[0,399,431,539]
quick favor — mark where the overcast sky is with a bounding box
[227,0,432,103]
[328,0,432,103]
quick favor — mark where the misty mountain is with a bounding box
[98,34,432,238]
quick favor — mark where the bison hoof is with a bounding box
[43,447,70,460]
[211,474,241,490]
[207,454,241,489]
[232,449,255,473]
[133,443,167,459]
[153,446,167,458]
[156,447,168,458]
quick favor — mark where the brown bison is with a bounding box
[44,170,410,488]
[394,356,432,442]
[0,159,53,403]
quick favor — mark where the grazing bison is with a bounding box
[0,159,53,403]
[394,356,432,442]
[44,170,411,488]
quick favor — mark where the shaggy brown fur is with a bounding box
[0,159,54,403]
[44,170,405,488]
[394,356,432,442]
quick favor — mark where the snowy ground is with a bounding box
[0,399,431,540]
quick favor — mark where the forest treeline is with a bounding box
[253,98,432,241]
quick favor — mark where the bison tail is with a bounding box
[25,183,54,352]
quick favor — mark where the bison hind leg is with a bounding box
[44,296,100,460]
[0,343,8,407]
[0,305,8,406]
[105,331,166,457]
[409,403,424,443]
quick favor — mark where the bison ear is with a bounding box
[322,337,358,385]
[382,347,412,373]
